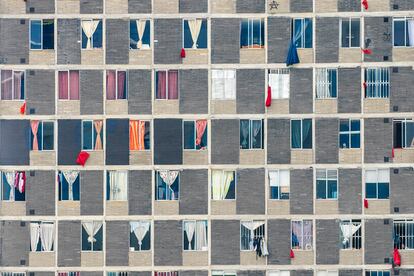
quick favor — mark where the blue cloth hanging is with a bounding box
[285,40,300,66]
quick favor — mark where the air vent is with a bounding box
[29,70,35,76]
[394,269,400,275]
[393,67,399,73]
[384,257,390,263]
[384,118,390,123]
[384,157,390,163]
[394,169,399,174]
[29,272,34,276]
[20,260,26,266]
[29,7,35,13]
[29,209,35,215]
[20,58,26,64]
[20,19,26,25]
[393,106,399,112]
[30,171,35,176]
[384,56,389,61]
[384,219,390,225]
[384,17,389,23]
[20,221,26,227]
[394,207,400,213]
[393,4,399,10]
[29,108,35,114]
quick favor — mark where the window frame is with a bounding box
[129,19,151,50]
[211,69,236,100]
[364,67,390,99]
[81,222,103,252]
[365,271,391,276]
[293,18,313,49]
[58,171,80,201]
[30,19,54,50]
[183,18,208,49]
[394,219,414,250]
[364,168,390,200]
[290,119,312,150]
[240,119,263,150]
[182,220,208,252]
[268,69,290,100]
[0,70,25,101]
[155,171,180,201]
[211,170,237,201]
[58,70,79,101]
[212,272,236,276]
[155,69,180,100]
[31,120,55,151]
[81,120,103,151]
[240,18,265,49]
[393,118,414,149]
[316,169,338,200]
[315,68,338,99]
[269,169,290,200]
[0,171,25,202]
[81,19,102,50]
[339,219,362,250]
[129,221,151,251]
[106,70,128,100]
[340,17,360,48]
[393,17,414,48]
[183,120,208,151]
[339,119,361,149]
[129,120,151,151]
[291,220,313,251]
[240,220,265,251]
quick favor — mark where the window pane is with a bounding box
[394,121,403,148]
[406,122,414,147]
[351,133,360,148]
[240,19,249,48]
[341,19,350,47]
[302,119,312,149]
[2,173,11,200]
[351,120,360,131]
[378,183,389,199]
[155,71,167,99]
[42,19,54,50]
[184,121,195,149]
[291,120,301,148]
[304,19,312,48]
[252,120,262,149]
[183,21,193,49]
[316,180,326,199]
[225,175,236,200]
[252,19,262,47]
[30,20,42,49]
[351,19,360,47]
[82,227,92,250]
[340,134,350,148]
[83,121,93,150]
[197,20,208,48]
[270,186,279,199]
[130,20,138,49]
[93,21,103,48]
[340,120,350,131]
[327,180,337,199]
[42,122,54,150]
[365,183,377,199]
[142,20,151,47]
[144,121,151,150]
[394,20,406,46]
[294,19,302,47]
[330,69,337,98]
[240,120,250,149]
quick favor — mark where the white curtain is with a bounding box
[378,169,390,182]
[269,271,290,276]
[408,19,414,46]
[135,20,147,49]
[212,70,236,100]
[211,170,234,200]
[188,19,202,49]
[316,69,330,99]
[30,223,40,252]
[40,223,54,252]
[184,221,196,250]
[340,223,361,245]
[4,172,15,201]
[159,170,179,186]
[269,70,289,99]
[196,221,207,250]
[83,221,102,243]
[62,171,79,200]
[130,221,150,247]
[109,171,128,200]
[81,20,99,49]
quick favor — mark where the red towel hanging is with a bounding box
[394,248,401,266]
[363,82,367,89]
[290,249,295,258]
[266,86,272,107]
[364,198,369,209]
[76,151,90,166]
[362,48,372,55]
[362,0,368,10]
[20,102,26,115]
[180,48,186,58]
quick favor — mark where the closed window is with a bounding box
[183,19,207,49]
[30,222,55,252]
[240,119,263,150]
[339,119,360,149]
[393,119,414,148]
[293,18,312,48]
[291,119,312,149]
[340,18,360,48]
[269,170,289,200]
[82,120,103,151]
[1,273,26,276]
[130,19,150,50]
[183,220,208,251]
[364,68,390,98]
[211,170,236,200]
[106,70,127,100]
[0,171,25,202]
[212,69,236,100]
[240,221,265,251]
[394,219,414,250]
[365,169,390,199]
[81,20,102,49]
[393,17,414,47]
[315,68,337,99]
[240,19,265,49]
[81,221,103,251]
[291,220,313,250]
[30,19,54,50]
[130,221,151,251]
[0,70,24,100]
[106,171,128,201]
[365,271,390,276]
[58,71,79,100]
[156,170,179,200]
[155,70,178,100]
[30,121,54,151]
[183,120,207,150]
[58,171,80,201]
[316,169,338,200]
[340,219,361,250]
[129,120,150,151]
[268,69,289,99]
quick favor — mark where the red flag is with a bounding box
[180,48,186,58]
[364,198,369,209]
[290,249,295,258]
[76,151,90,166]
[362,48,372,55]
[266,86,272,107]
[394,248,401,266]
[362,0,368,10]
[20,102,26,115]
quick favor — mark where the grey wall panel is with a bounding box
[26,0,55,13]
[128,170,152,215]
[80,171,103,215]
[154,19,182,64]
[26,70,55,115]
[154,220,182,266]
[291,271,313,276]
[316,220,339,264]
[0,221,29,266]
[211,220,240,265]
[268,219,291,265]
[316,17,339,63]
[237,168,265,214]
[80,0,103,13]
[179,169,208,215]
[268,17,291,64]
[390,67,414,112]
[0,120,30,165]
[26,171,55,216]
[106,221,129,266]
[179,0,208,12]
[364,17,393,62]
[365,219,393,264]
[128,0,152,13]
[211,18,240,64]
[180,272,208,276]
[82,273,102,276]
[106,119,129,165]
[238,271,265,276]
[338,68,361,113]
[390,168,414,214]
[364,118,392,163]
[267,119,291,164]
[128,70,152,114]
[130,273,151,276]
[80,70,103,115]
[211,119,239,164]
[339,270,363,276]
[338,0,360,11]
[236,69,265,114]
[0,19,29,64]
[58,221,81,267]
[154,119,183,165]
[57,19,81,64]
[106,19,129,64]
[290,69,313,114]
[290,0,313,12]
[179,69,208,114]
[290,169,313,214]
[236,0,265,12]
[339,169,362,214]
[391,0,414,10]
[399,270,414,276]
[33,273,54,276]
[58,120,81,165]
[315,118,338,164]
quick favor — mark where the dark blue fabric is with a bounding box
[286,40,300,66]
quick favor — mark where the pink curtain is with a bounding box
[156,71,167,99]
[1,70,13,100]
[196,120,207,146]
[13,71,23,100]
[31,121,40,151]
[117,71,126,99]
[168,70,178,99]
[69,71,80,100]
[94,120,103,150]
[58,71,69,100]
[106,70,116,100]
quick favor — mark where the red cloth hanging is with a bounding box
[363,82,367,89]
[76,151,90,166]
[290,249,295,258]
[362,0,368,10]
[180,48,186,58]
[394,248,401,266]
[20,102,26,115]
[266,86,272,107]
[364,198,369,209]
[362,48,372,55]
[392,148,395,158]
[14,171,26,193]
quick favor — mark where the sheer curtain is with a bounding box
[117,71,126,99]
[108,171,128,200]
[1,70,12,100]
[136,20,147,49]
[316,69,329,99]
[184,221,196,250]
[31,120,40,151]
[156,71,167,99]
[408,19,414,46]
[269,69,289,99]
[106,71,116,100]
[94,121,103,150]
[40,223,54,251]
[195,120,207,147]
[83,221,102,243]
[168,71,178,99]
[196,221,207,250]
[211,170,234,200]
[30,223,40,252]
[188,19,202,49]
[62,171,79,200]
[240,120,250,149]
[13,71,23,100]
[130,120,146,151]
[130,221,150,249]
[340,223,361,245]
[69,71,80,100]
[58,71,69,100]
[81,20,99,49]
[4,172,15,201]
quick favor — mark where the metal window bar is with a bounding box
[365,68,390,98]
[240,221,265,251]
[316,69,334,99]
[394,220,414,250]
[340,220,361,250]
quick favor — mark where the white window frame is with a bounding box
[365,271,391,276]
[212,272,236,276]
[30,19,44,50]
[291,220,313,250]
[81,19,101,50]
[269,169,290,200]
[182,220,208,252]
[316,169,338,200]
[81,120,101,151]
[364,168,390,200]
[316,271,338,276]
[129,221,151,251]
[290,119,312,150]
[33,121,54,151]
[340,17,360,48]
[0,171,24,202]
[240,119,263,150]
[293,18,312,49]
[240,220,265,251]
[58,171,80,201]
[268,69,290,99]
[340,219,362,250]
[393,17,414,48]
[268,271,290,276]
[339,119,360,149]
[81,222,102,252]
[394,219,414,250]
[182,120,207,151]
[182,18,207,49]
[241,18,264,49]
[394,118,414,148]
[365,68,390,98]
[155,171,180,201]
[155,70,179,100]
[58,70,78,101]
[211,69,236,100]
[211,170,237,201]
[130,19,151,50]
[106,70,128,100]
[0,70,25,101]
[315,68,337,99]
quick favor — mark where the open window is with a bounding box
[154,273,178,276]
[394,219,414,250]
[1,273,26,276]
[211,69,236,100]
[268,69,289,99]
[269,170,289,200]
[211,170,236,200]
[106,70,127,100]
[57,272,79,276]
[81,19,102,49]
[58,171,80,201]
[240,19,265,49]
[315,68,337,99]
[291,119,312,149]
[155,170,179,200]
[339,119,360,149]
[316,169,338,200]
[30,120,54,151]
[340,219,362,250]
[364,68,390,98]
[183,220,208,251]
[292,18,312,49]
[183,120,207,150]
[106,171,128,201]
[82,221,103,251]
[365,271,390,276]
[130,19,150,50]
[240,221,266,252]
[30,19,54,50]
[291,220,313,250]
[130,221,151,251]
[183,19,207,49]
[212,272,236,276]
[0,70,24,100]
[82,120,103,151]
[393,119,414,149]
[240,119,263,150]
[58,71,79,100]
[340,18,360,48]
[393,17,414,47]
[155,70,179,100]
[30,221,55,252]
[365,169,390,199]
[0,171,25,202]
[129,120,150,151]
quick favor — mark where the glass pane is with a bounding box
[330,69,337,98]
[2,173,11,200]
[82,227,92,251]
[291,120,301,148]
[394,121,403,148]
[341,19,350,47]
[252,19,261,47]
[351,120,360,131]
[144,121,151,150]
[156,173,166,200]
[129,20,138,49]
[93,21,103,48]
[316,180,326,199]
[252,120,262,149]
[60,174,69,200]
[82,28,88,49]
[327,180,337,199]
[83,121,93,150]
[351,133,360,148]
[304,18,312,48]
[42,122,54,150]
[240,120,250,149]
[406,122,414,147]
[394,20,406,46]
[270,186,279,199]
[183,21,193,49]
[340,134,350,148]
[225,175,236,199]
[294,19,302,48]
[30,20,42,49]
[42,19,54,49]
[240,19,249,48]
[351,19,360,47]
[94,227,103,251]
[197,20,208,49]
[184,121,195,149]
[365,183,377,199]
[340,120,350,131]
[378,183,390,199]
[302,119,312,149]
[142,20,151,46]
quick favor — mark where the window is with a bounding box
[211,170,236,200]
[293,18,312,48]
[130,19,150,50]
[291,119,312,149]
[155,70,179,100]
[1,273,26,276]
[183,220,208,251]
[240,19,265,48]
[81,20,102,49]
[106,70,127,100]
[107,273,127,276]
[340,18,360,48]
[365,169,390,199]
[0,70,24,100]
[130,221,150,251]
[82,120,103,151]
[240,119,263,150]
[58,171,80,201]
[106,171,128,201]
[212,272,236,276]
[268,272,289,276]
[364,68,390,98]
[315,68,337,99]
[30,121,54,151]
[129,120,150,151]
[154,272,178,276]
[339,119,360,149]
[57,272,79,276]
[183,120,207,150]
[30,19,54,50]
[394,219,414,250]
[183,19,207,49]
[316,169,338,199]
[58,71,79,100]
[393,17,414,47]
[82,221,103,251]
[156,170,179,200]
[393,119,414,148]
[269,170,289,200]
[212,69,236,100]
[268,69,289,99]
[340,219,362,250]
[30,222,54,252]
[365,271,390,276]
[316,272,338,276]
[240,221,265,251]
[0,171,25,201]
[291,220,313,250]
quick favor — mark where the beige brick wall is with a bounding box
[129,50,153,65]
[393,48,414,62]
[211,200,236,215]
[239,150,265,165]
[339,48,362,63]
[154,200,179,215]
[182,49,209,65]
[130,151,152,165]
[81,252,104,267]
[84,151,104,166]
[339,149,362,164]
[393,148,414,163]
[268,0,290,13]
[182,251,209,266]
[106,100,128,115]
[240,49,266,64]
[211,100,237,114]
[81,49,104,65]
[153,0,179,14]
[364,200,390,215]
[267,99,289,114]
[291,250,314,265]
[364,98,390,113]
[57,0,80,14]
[315,200,339,215]
[400,251,414,265]
[211,0,235,13]
[315,0,337,13]
[29,50,55,65]
[153,100,179,115]
[105,0,128,14]
[129,251,152,266]
[240,251,267,265]
[106,201,129,216]
[298,49,314,64]
[291,150,313,165]
[183,150,209,165]
[0,201,26,216]
[30,151,56,166]
[57,100,81,116]
[0,0,26,14]
[58,201,80,216]
[0,101,24,116]
[29,252,55,267]
[267,200,290,215]
[315,99,338,114]
[366,0,389,12]
[340,249,363,265]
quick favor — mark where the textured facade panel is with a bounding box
[211,220,240,265]
[364,17,393,62]
[80,70,104,115]
[316,17,339,63]
[365,219,393,264]
[128,0,152,13]
[154,220,182,266]
[106,119,130,165]
[211,18,240,64]
[339,169,362,214]
[338,0,360,11]
[390,168,414,214]
[391,0,414,10]
[339,270,363,276]
[58,119,81,165]
[236,69,265,114]
[154,19,182,64]
[179,0,208,13]
[179,169,208,215]
[180,272,208,276]
[106,221,129,266]
[179,69,209,114]
[267,119,291,164]
[268,17,291,64]
[291,271,314,276]
[236,0,265,13]
[80,0,103,13]
[238,271,265,276]
[128,170,152,215]
[58,221,81,267]
[57,19,81,64]
[0,19,29,64]
[154,119,183,165]
[0,221,29,266]
[364,118,393,163]
[390,67,414,112]
[237,168,265,214]
[316,219,340,264]
[267,219,291,265]
[26,171,55,216]
[290,169,313,214]
[26,70,55,115]
[211,119,240,164]
[290,0,313,12]
[128,70,152,114]
[338,68,361,113]
[315,118,339,164]
[26,0,55,13]
[0,120,30,165]
[106,19,129,64]
[290,69,313,114]
[80,171,104,215]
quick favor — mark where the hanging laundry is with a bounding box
[265,86,272,107]
[14,171,26,193]
[180,48,186,58]
[76,151,90,166]
[362,0,368,10]
[20,102,26,115]
[363,82,367,89]
[362,48,372,55]
[286,40,300,66]
[290,249,295,258]
[261,238,269,256]
[364,198,369,209]
[394,248,401,266]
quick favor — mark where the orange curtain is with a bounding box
[195,120,207,146]
[31,120,40,151]
[130,120,146,150]
[94,120,103,150]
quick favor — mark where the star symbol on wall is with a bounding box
[269,0,279,10]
